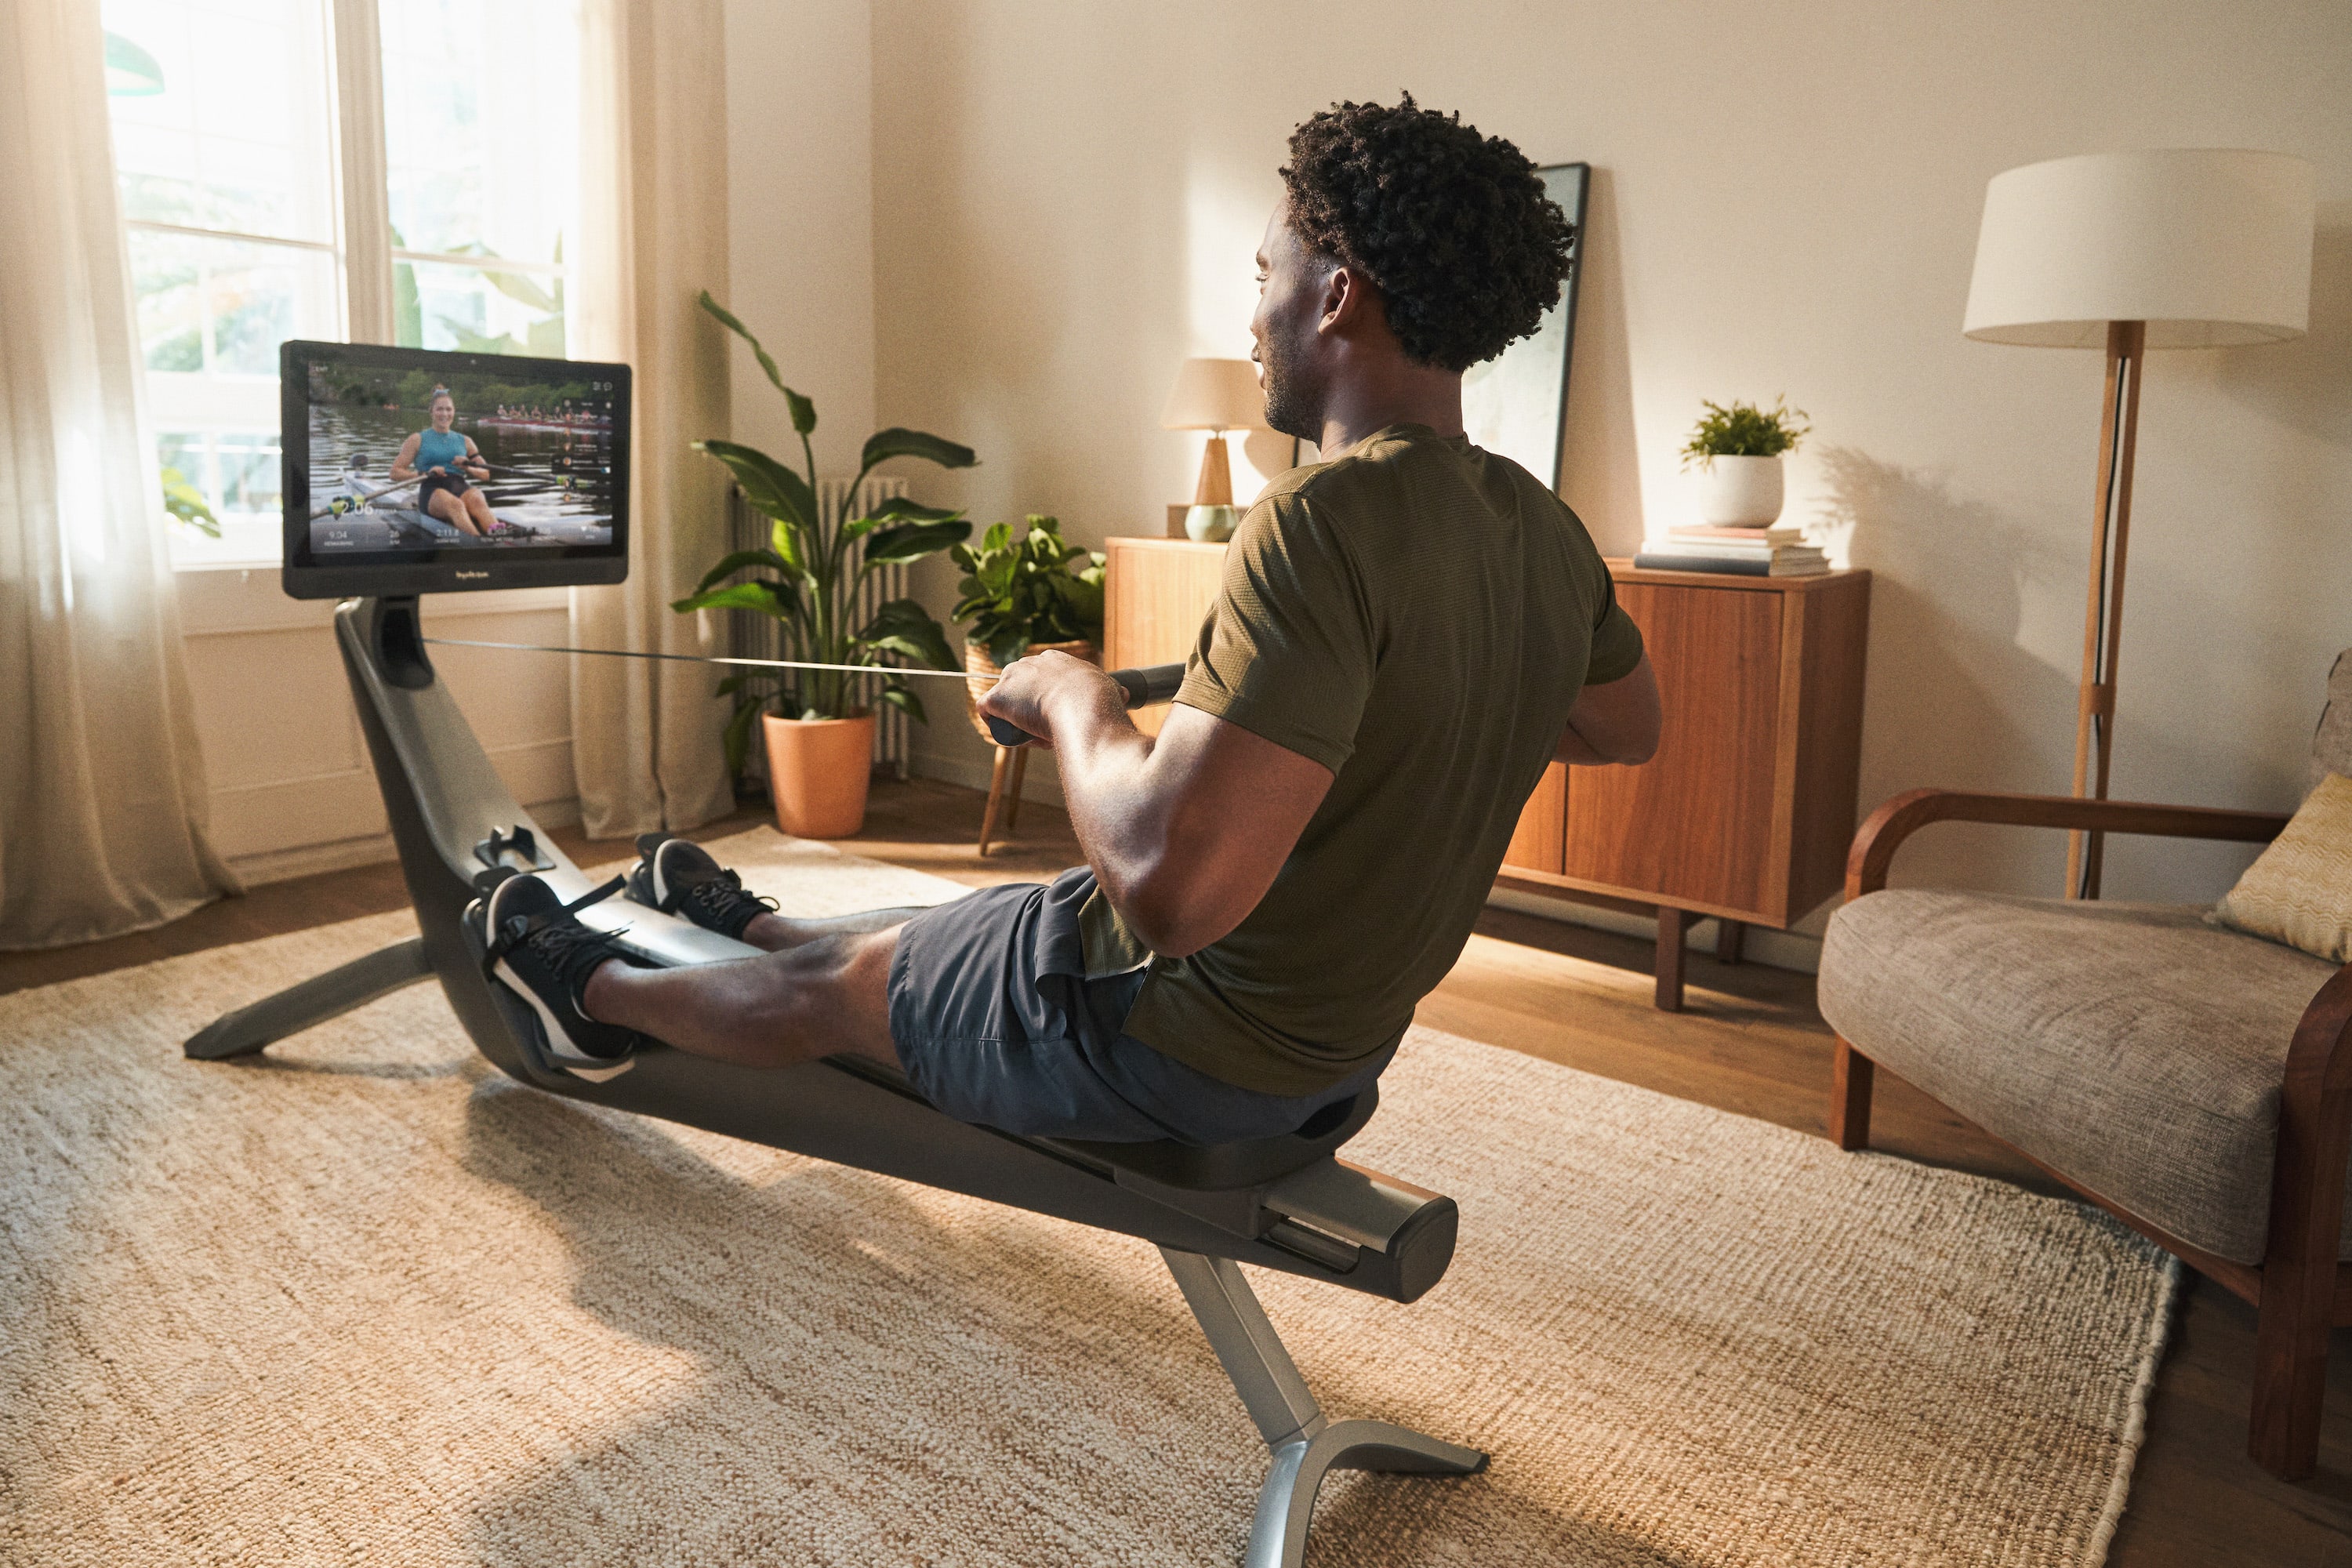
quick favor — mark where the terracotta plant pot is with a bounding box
[962,638,1098,742]
[761,709,876,839]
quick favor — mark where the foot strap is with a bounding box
[481,873,631,975]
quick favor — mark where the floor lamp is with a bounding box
[1962,149,2314,898]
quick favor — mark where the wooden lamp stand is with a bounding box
[1962,151,2314,899]
[2066,318,2144,900]
[1193,430,1234,506]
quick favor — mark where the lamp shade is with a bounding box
[1160,357,1268,430]
[1962,148,2314,349]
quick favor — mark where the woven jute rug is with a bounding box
[0,829,2176,1566]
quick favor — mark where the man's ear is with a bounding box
[1317,264,1379,338]
[1315,263,1356,336]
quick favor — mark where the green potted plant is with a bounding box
[674,291,975,838]
[948,516,1106,739]
[1679,397,1809,527]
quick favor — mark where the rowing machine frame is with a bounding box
[184,596,1486,1566]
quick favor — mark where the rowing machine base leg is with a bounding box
[184,937,433,1060]
[1160,1248,1486,1568]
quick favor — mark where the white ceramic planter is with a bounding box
[1696,455,1785,527]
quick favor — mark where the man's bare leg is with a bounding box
[582,924,902,1069]
[738,907,929,953]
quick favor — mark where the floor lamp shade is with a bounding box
[1963,149,2314,347]
[1960,148,2314,898]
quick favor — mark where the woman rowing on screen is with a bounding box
[391,389,498,538]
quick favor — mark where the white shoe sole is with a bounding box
[488,941,635,1083]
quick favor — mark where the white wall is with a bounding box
[723,0,876,470]
[866,0,2352,907]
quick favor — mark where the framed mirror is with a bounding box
[1460,162,1590,491]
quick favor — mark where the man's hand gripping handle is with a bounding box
[982,663,1186,747]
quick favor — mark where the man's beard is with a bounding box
[1256,325,1319,443]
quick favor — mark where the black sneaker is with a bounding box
[626,833,777,942]
[481,873,646,1072]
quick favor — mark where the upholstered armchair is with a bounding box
[1818,652,2352,1480]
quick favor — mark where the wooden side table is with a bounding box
[1100,539,1871,1011]
[1499,562,1871,1009]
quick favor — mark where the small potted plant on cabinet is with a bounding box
[947,515,1105,853]
[1680,397,1810,527]
[675,291,975,839]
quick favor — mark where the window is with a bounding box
[382,0,577,358]
[101,0,583,565]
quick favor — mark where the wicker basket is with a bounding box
[963,638,1098,742]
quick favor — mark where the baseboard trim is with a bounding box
[226,798,583,888]
[1484,884,1823,975]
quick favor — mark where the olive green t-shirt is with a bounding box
[1085,423,1645,1097]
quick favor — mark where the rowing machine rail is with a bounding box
[183,595,1484,1565]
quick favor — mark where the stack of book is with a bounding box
[1632,526,1829,577]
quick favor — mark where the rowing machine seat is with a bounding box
[1052,1086,1378,1191]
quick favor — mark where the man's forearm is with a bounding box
[1043,681,1171,913]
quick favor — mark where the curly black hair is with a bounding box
[1280,95,1573,372]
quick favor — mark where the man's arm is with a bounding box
[1555,653,1661,766]
[979,652,1330,957]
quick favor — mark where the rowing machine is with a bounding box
[184,596,1486,1566]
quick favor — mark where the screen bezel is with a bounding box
[280,339,632,600]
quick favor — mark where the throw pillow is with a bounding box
[2214,771,2352,964]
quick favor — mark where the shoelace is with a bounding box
[685,869,779,924]
[484,874,630,975]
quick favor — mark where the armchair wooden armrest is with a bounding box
[1845,788,2291,901]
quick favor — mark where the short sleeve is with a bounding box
[1171,491,1373,775]
[1584,570,1645,687]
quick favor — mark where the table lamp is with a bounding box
[1962,148,2314,897]
[1161,357,1268,541]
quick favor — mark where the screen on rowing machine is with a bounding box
[281,340,631,599]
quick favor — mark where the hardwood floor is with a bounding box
[4,776,2344,1564]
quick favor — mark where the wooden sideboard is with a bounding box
[1102,538,1871,1009]
[1102,536,1229,738]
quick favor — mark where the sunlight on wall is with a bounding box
[1182,160,1287,502]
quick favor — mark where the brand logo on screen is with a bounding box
[455,570,490,580]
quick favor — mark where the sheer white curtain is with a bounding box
[0,0,237,949]
[568,0,735,837]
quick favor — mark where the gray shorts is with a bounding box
[886,867,1391,1145]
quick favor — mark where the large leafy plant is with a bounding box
[674,291,975,777]
[1679,397,1810,466]
[949,515,1105,667]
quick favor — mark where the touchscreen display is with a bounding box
[281,340,630,598]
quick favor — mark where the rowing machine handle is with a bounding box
[982,662,1186,747]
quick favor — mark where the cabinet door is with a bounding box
[1562,583,1782,914]
[1104,539,1226,737]
[1501,761,1567,875]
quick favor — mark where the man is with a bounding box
[481,95,1661,1145]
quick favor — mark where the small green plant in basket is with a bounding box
[949,516,1106,667]
[1679,397,1810,468]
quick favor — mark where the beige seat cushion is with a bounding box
[2214,772,2352,963]
[1820,891,2339,1265]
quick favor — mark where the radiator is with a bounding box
[723,475,914,781]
